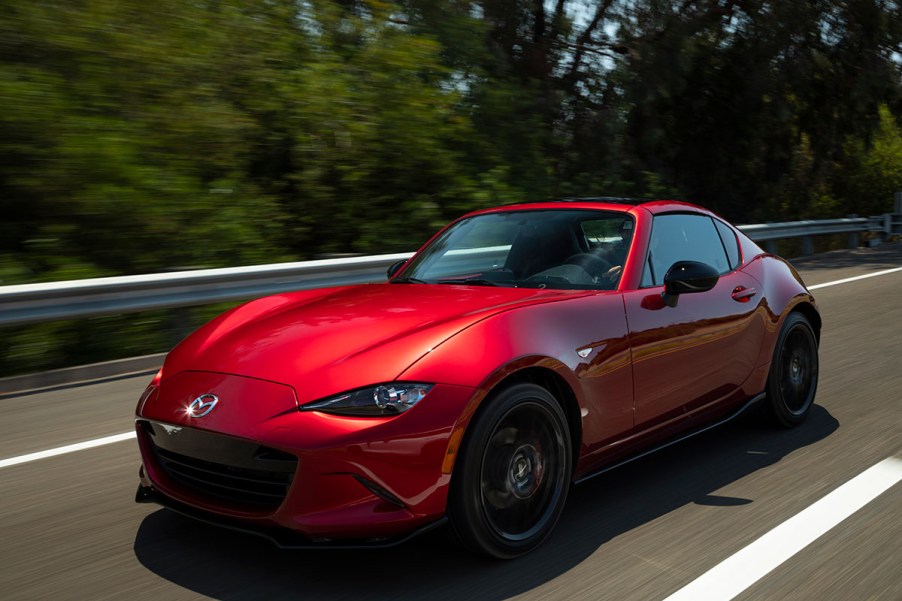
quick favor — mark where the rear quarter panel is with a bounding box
[740,254,819,390]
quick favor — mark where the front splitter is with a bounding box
[135,484,448,549]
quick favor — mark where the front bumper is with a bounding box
[135,371,475,541]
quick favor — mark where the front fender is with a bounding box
[399,292,633,475]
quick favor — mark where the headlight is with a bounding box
[300,383,434,417]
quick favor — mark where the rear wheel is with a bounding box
[763,312,819,427]
[448,383,571,558]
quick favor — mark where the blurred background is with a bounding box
[1,0,901,375]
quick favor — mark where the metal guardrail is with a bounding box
[884,212,902,237]
[737,216,884,256]
[0,215,898,327]
[737,217,878,240]
[0,252,414,326]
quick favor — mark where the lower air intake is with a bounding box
[139,420,297,511]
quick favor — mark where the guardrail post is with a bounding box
[168,307,194,347]
[765,240,777,254]
[847,214,859,248]
[801,236,814,257]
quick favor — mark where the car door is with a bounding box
[623,213,766,428]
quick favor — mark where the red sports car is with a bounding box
[134,198,820,558]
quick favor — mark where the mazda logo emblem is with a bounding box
[187,394,219,418]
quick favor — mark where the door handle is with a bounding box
[731,286,757,302]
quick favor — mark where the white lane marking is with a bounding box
[663,456,902,601]
[808,266,902,290]
[0,431,136,469]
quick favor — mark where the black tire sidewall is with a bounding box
[765,312,819,428]
[448,382,572,558]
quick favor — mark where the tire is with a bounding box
[447,383,572,558]
[763,312,819,428]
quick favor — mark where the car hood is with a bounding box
[163,283,589,403]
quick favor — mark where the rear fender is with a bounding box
[741,255,819,375]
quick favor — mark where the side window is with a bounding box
[642,214,731,287]
[714,219,741,270]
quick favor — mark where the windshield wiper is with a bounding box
[391,277,429,284]
[436,277,502,287]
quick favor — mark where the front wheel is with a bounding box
[763,312,819,428]
[447,383,572,558]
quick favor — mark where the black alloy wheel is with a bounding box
[764,312,819,427]
[448,383,572,558]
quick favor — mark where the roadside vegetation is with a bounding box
[2,0,901,374]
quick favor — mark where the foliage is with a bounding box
[1,0,901,374]
[838,105,902,216]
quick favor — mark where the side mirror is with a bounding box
[662,261,719,307]
[386,259,408,280]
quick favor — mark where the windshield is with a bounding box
[395,210,634,290]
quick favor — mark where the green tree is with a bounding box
[2,0,902,375]
[839,105,902,216]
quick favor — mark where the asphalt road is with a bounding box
[2,244,901,601]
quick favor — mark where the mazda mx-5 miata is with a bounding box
[134,198,820,558]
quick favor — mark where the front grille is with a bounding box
[139,420,297,511]
[153,447,295,508]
